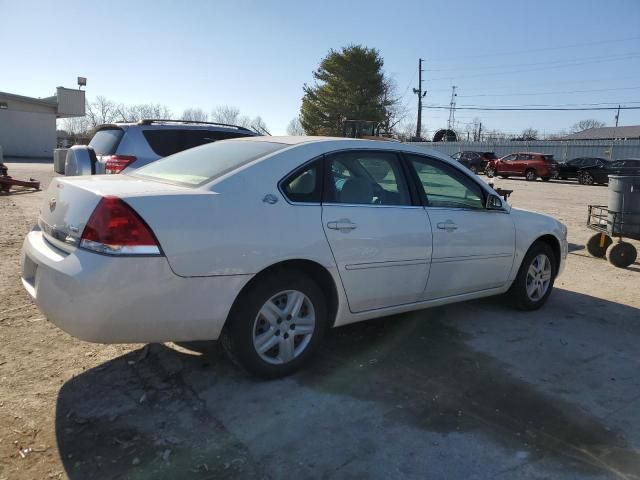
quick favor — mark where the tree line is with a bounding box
[59,98,269,136]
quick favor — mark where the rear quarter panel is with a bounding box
[126,142,339,277]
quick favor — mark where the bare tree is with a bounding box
[512,128,539,141]
[211,105,241,124]
[249,116,271,135]
[60,116,90,135]
[116,103,173,122]
[181,108,208,122]
[396,121,428,142]
[379,78,408,135]
[287,117,305,136]
[571,119,606,133]
[86,96,119,127]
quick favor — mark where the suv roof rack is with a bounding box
[137,119,253,132]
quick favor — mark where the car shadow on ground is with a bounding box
[55,289,640,479]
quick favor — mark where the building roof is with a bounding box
[562,125,640,140]
[0,91,57,108]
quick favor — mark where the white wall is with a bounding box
[0,109,56,158]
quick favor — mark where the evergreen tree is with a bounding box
[300,45,392,136]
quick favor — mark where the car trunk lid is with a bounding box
[38,175,196,253]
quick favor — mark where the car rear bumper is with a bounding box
[21,231,251,343]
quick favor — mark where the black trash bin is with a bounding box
[608,175,640,237]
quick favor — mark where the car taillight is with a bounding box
[104,155,137,174]
[80,196,161,255]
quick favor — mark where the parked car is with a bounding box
[58,119,258,176]
[450,151,497,174]
[556,157,609,180]
[22,137,567,378]
[485,152,558,181]
[578,158,640,185]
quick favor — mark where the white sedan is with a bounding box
[22,137,567,377]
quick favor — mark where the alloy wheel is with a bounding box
[526,254,552,301]
[252,290,316,365]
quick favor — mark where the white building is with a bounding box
[0,87,85,158]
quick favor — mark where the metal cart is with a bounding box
[586,205,639,268]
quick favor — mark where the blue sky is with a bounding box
[1,0,639,136]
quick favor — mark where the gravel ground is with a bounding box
[0,163,639,480]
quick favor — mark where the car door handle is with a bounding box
[437,220,458,232]
[327,220,357,231]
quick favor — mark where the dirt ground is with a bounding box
[1,162,639,480]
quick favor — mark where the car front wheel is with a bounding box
[508,242,557,310]
[485,167,495,177]
[525,169,537,181]
[222,270,327,378]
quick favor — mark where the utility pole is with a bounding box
[447,86,457,135]
[413,58,426,140]
[615,104,621,127]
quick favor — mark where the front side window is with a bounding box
[324,151,411,206]
[282,161,322,203]
[502,154,517,162]
[408,155,485,210]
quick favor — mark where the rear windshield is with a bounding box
[142,129,254,157]
[89,128,124,155]
[132,140,287,186]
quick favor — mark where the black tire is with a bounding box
[586,233,612,258]
[580,172,594,185]
[606,242,638,268]
[470,165,478,174]
[525,169,537,181]
[507,241,557,311]
[221,269,328,378]
[485,167,495,178]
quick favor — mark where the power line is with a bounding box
[425,35,640,61]
[458,86,640,98]
[423,105,640,111]
[424,52,640,72]
[427,54,640,82]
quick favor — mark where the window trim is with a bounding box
[322,149,416,208]
[402,153,489,210]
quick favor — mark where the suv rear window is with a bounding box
[142,129,253,157]
[133,140,287,186]
[89,128,124,155]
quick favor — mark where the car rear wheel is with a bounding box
[469,165,478,174]
[222,269,327,378]
[525,169,537,181]
[606,242,638,268]
[508,242,557,311]
[586,233,612,258]
[579,172,594,185]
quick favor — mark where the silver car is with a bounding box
[58,119,258,176]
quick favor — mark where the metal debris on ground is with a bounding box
[0,163,40,194]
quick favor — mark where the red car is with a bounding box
[486,152,558,181]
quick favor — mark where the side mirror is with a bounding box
[486,193,504,210]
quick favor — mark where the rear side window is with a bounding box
[282,161,322,203]
[133,140,286,186]
[89,128,124,155]
[142,129,253,157]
